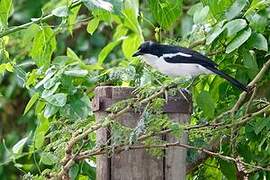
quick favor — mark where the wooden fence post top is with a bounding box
[93,86,192,114]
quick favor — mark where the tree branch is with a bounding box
[0,1,82,38]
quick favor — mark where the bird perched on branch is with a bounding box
[133,41,248,92]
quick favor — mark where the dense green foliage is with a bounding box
[0,0,270,179]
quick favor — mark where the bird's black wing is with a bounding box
[161,45,248,92]
[162,45,218,67]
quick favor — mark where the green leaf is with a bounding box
[0,63,14,74]
[219,159,237,180]
[24,92,40,115]
[206,21,225,45]
[34,114,49,149]
[193,6,209,24]
[122,34,142,58]
[248,13,267,33]
[243,49,258,79]
[52,6,69,17]
[82,0,113,12]
[67,5,81,34]
[35,100,46,114]
[44,103,59,118]
[149,0,183,29]
[64,69,88,77]
[80,63,103,70]
[0,0,13,27]
[113,24,128,40]
[225,0,248,20]
[69,164,80,180]
[98,38,123,64]
[124,0,139,16]
[30,26,56,68]
[196,91,215,118]
[245,0,268,15]
[35,67,56,89]
[224,19,247,37]
[226,28,251,54]
[87,17,100,35]
[254,118,269,135]
[204,0,234,20]
[247,33,268,51]
[60,94,90,121]
[45,93,67,107]
[67,47,80,61]
[12,137,28,154]
[122,8,141,35]
[40,152,58,165]
[41,82,61,99]
[169,123,183,138]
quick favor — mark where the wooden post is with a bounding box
[93,86,192,180]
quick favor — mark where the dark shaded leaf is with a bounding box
[196,91,215,118]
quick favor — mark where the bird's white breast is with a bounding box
[142,54,213,77]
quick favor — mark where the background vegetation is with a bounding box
[0,0,270,179]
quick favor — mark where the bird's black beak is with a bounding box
[132,50,143,57]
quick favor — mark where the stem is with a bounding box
[0,1,82,38]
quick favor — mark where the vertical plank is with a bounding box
[111,112,164,180]
[165,113,189,180]
[96,112,110,180]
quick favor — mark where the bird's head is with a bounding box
[132,41,162,57]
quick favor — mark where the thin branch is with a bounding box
[0,1,82,38]
[77,141,270,173]
[245,86,258,114]
[231,59,270,114]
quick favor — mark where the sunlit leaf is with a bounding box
[248,13,267,33]
[24,92,40,115]
[98,38,124,64]
[67,4,81,34]
[44,103,59,118]
[193,6,209,24]
[87,17,100,35]
[226,28,251,53]
[67,47,80,61]
[225,0,248,20]
[0,0,13,27]
[206,21,225,45]
[64,69,88,77]
[45,93,67,107]
[224,19,247,37]
[12,137,28,154]
[30,26,56,68]
[34,114,49,149]
[122,34,142,58]
[149,0,183,29]
[52,6,69,17]
[41,82,61,99]
[82,0,113,12]
[203,0,233,20]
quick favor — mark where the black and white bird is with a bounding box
[132,41,248,92]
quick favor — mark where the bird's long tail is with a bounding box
[207,66,248,92]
